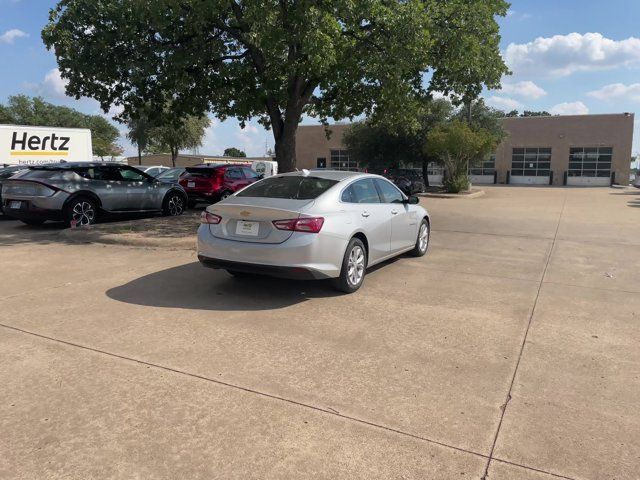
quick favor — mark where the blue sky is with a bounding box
[1,0,639,160]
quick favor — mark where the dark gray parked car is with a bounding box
[0,165,28,216]
[2,162,187,226]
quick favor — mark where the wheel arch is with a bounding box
[63,190,102,210]
[351,231,369,259]
[165,187,187,203]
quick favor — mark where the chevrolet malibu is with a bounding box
[197,170,430,293]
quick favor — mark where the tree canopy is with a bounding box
[343,97,504,186]
[43,0,509,172]
[425,119,499,192]
[223,147,247,158]
[146,114,210,166]
[505,110,552,117]
[0,95,122,158]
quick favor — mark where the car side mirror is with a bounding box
[406,195,420,205]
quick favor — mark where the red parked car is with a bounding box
[179,164,262,207]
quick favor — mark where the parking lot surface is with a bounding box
[1,186,639,479]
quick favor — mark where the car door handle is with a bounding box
[391,209,399,215]
[361,211,370,217]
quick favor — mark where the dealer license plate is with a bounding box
[235,220,259,236]
[9,201,22,209]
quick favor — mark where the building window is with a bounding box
[330,149,357,171]
[511,148,551,177]
[470,154,496,175]
[568,147,612,177]
[427,162,443,175]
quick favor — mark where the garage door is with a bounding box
[567,147,612,186]
[510,147,551,185]
[469,155,495,184]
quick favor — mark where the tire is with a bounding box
[332,237,367,293]
[162,192,185,216]
[409,218,430,257]
[20,219,45,226]
[64,196,97,227]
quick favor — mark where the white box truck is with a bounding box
[1,124,93,167]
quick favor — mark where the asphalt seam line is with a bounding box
[480,190,569,480]
[0,321,578,480]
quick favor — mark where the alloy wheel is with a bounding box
[71,201,95,226]
[418,223,429,252]
[347,245,365,286]
[168,195,184,216]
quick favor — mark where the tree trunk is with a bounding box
[274,124,297,173]
[171,147,178,167]
[137,145,142,165]
[421,158,430,188]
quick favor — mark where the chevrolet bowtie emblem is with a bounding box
[240,210,251,217]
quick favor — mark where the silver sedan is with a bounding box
[197,170,430,293]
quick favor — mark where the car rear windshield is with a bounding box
[185,167,220,178]
[236,176,338,200]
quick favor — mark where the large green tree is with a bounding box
[42,0,509,172]
[223,147,247,158]
[126,113,153,165]
[425,120,499,193]
[0,95,121,158]
[344,97,454,185]
[427,0,510,121]
[146,114,210,166]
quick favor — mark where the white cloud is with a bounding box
[499,80,547,99]
[549,101,589,115]
[485,96,521,110]
[588,83,640,103]
[0,28,28,44]
[505,33,640,77]
[30,68,69,98]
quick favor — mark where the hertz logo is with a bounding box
[10,132,70,156]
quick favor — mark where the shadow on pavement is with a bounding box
[106,262,343,311]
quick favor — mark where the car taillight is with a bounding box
[210,172,223,187]
[200,211,221,224]
[272,217,324,233]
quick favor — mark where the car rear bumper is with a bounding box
[197,224,344,279]
[185,190,223,203]
[2,199,63,221]
[198,255,329,280]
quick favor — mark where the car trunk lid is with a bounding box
[206,197,314,244]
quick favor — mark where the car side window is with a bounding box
[225,168,243,180]
[242,168,260,180]
[94,166,123,181]
[342,179,381,204]
[119,167,147,182]
[375,179,404,203]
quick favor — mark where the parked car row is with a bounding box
[0,162,267,226]
[1,162,431,293]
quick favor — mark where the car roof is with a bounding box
[192,163,247,169]
[278,170,370,182]
[27,162,128,170]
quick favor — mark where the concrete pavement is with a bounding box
[0,186,639,479]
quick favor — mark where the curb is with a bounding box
[418,189,485,199]
[60,228,197,250]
